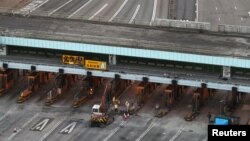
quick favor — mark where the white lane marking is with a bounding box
[7,113,39,141]
[31,118,50,131]
[89,4,108,20]
[68,0,93,18]
[218,17,220,21]
[129,5,141,24]
[48,0,73,16]
[22,0,49,14]
[0,113,8,121]
[215,6,217,11]
[108,0,128,22]
[38,118,65,141]
[234,6,237,10]
[150,0,158,25]
[169,127,185,141]
[201,136,207,141]
[248,11,250,16]
[31,0,49,13]
[135,120,156,141]
[103,121,126,141]
[59,121,77,134]
[0,106,15,121]
[195,0,199,21]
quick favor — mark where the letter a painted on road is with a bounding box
[59,122,77,134]
[30,118,51,131]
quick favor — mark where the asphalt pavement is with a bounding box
[14,0,192,24]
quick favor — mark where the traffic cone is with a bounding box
[13,128,17,133]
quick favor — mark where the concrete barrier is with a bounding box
[154,18,211,31]
[218,24,250,34]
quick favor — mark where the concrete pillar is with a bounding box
[222,66,231,78]
[109,55,116,65]
[231,87,238,107]
[0,45,7,55]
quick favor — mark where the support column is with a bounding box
[0,45,7,55]
[201,83,209,100]
[222,66,231,78]
[109,55,116,65]
[231,87,238,109]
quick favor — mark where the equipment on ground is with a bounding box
[73,76,102,108]
[154,105,168,118]
[45,74,72,106]
[90,104,114,127]
[90,85,114,127]
[136,82,156,107]
[213,115,240,125]
[0,69,14,96]
[17,72,42,103]
[184,87,209,121]
[164,85,182,107]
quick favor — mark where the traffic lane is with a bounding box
[137,85,165,117]
[135,0,154,23]
[170,128,206,141]
[119,82,138,107]
[49,81,81,108]
[45,119,87,141]
[165,88,194,118]
[198,0,250,26]
[167,93,225,141]
[11,114,65,141]
[72,116,125,141]
[139,125,180,141]
[0,76,27,105]
[156,0,169,19]
[72,79,109,114]
[176,0,196,21]
[21,78,56,106]
[233,94,250,124]
[34,78,56,104]
[198,90,228,120]
[113,0,139,23]
[198,0,232,25]
[93,0,125,21]
[51,0,89,17]
[35,0,68,12]
[156,108,206,141]
[68,0,104,19]
[105,116,156,141]
[184,0,196,21]
[0,110,35,140]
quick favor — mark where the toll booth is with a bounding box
[0,69,15,96]
[164,85,177,106]
[136,81,150,106]
[110,78,126,99]
[192,86,209,112]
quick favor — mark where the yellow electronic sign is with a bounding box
[62,55,84,65]
[85,60,107,70]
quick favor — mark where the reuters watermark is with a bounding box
[208,125,250,140]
